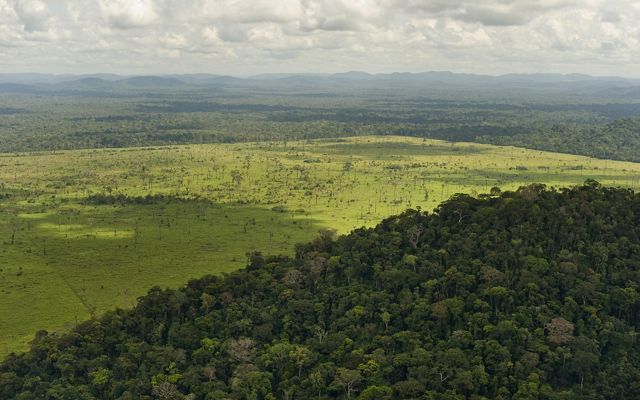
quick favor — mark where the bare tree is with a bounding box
[227,338,256,364]
[545,317,574,345]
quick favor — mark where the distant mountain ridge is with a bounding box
[1,71,638,87]
[1,71,638,100]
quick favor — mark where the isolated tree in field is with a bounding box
[342,161,352,175]
[10,218,18,245]
[230,169,243,187]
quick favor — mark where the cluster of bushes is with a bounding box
[83,193,210,206]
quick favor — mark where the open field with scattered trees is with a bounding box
[2,136,640,356]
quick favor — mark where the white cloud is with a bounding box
[12,0,52,31]
[0,0,638,76]
[199,0,303,23]
[98,0,158,29]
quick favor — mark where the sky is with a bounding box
[0,0,639,77]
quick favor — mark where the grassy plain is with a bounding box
[1,135,640,356]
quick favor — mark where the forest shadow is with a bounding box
[321,141,489,158]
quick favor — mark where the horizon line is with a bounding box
[2,70,639,81]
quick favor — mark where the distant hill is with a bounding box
[116,76,188,88]
[58,77,111,90]
[3,182,640,399]
[1,71,638,86]
[165,74,244,85]
[331,71,375,80]
[0,83,37,93]
[0,73,62,84]
[249,73,331,80]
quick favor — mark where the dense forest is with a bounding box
[479,119,640,162]
[2,181,640,399]
[1,73,640,162]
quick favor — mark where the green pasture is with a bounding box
[1,136,640,356]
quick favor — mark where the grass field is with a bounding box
[2,135,640,356]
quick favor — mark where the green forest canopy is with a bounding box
[2,77,640,162]
[2,181,640,399]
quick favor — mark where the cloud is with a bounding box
[12,0,51,31]
[197,0,303,24]
[0,0,639,77]
[298,15,363,32]
[99,0,158,29]
[599,11,621,23]
[214,23,249,42]
[399,0,575,26]
[161,33,188,49]
[456,7,529,26]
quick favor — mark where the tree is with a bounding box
[403,254,418,271]
[380,311,391,330]
[89,368,111,397]
[569,337,599,391]
[358,385,392,400]
[290,345,312,378]
[151,382,181,400]
[407,225,423,249]
[342,161,352,175]
[334,368,362,399]
[4,183,640,400]
[545,318,574,345]
[309,370,326,400]
[230,365,273,400]
[228,338,256,364]
[230,169,243,187]
[200,293,215,313]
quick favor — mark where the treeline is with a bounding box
[0,188,16,201]
[3,182,640,399]
[2,88,640,162]
[84,193,209,206]
[479,118,640,162]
